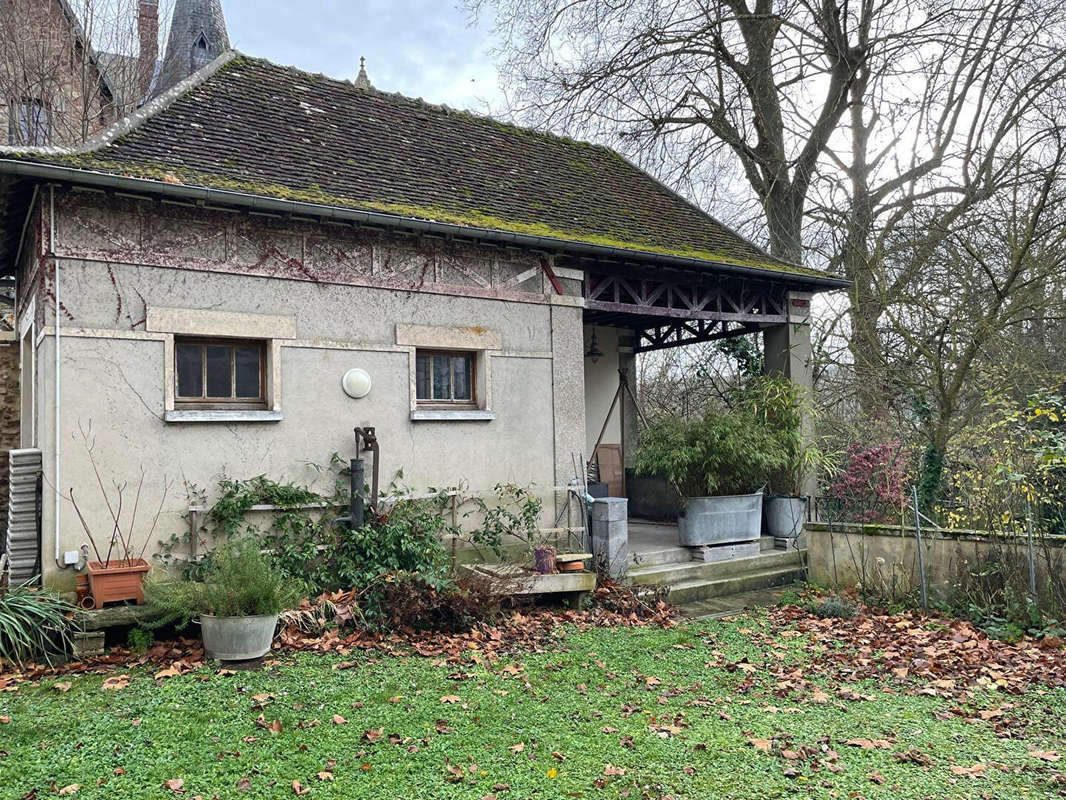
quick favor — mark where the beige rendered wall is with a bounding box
[583,325,622,456]
[23,191,587,587]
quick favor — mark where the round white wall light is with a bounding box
[341,368,373,399]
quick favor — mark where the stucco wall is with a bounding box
[807,523,1066,602]
[583,326,622,455]
[22,190,587,586]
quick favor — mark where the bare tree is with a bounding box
[469,0,950,263]
[812,0,1066,415]
[0,0,167,147]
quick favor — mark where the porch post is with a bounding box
[763,291,815,496]
[618,331,639,480]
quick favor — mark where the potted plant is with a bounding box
[760,381,837,541]
[634,377,794,547]
[145,540,302,661]
[68,444,172,608]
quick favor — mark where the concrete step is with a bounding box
[628,545,692,567]
[628,548,804,587]
[629,535,783,567]
[656,566,805,604]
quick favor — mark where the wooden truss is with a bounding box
[635,319,765,353]
[583,272,789,352]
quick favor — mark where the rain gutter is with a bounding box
[0,159,851,290]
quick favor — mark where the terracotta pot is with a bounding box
[75,573,90,605]
[86,559,151,609]
[557,559,584,573]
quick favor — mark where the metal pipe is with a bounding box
[911,486,927,609]
[349,459,365,530]
[0,159,851,291]
[51,185,63,569]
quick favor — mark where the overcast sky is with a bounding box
[217,0,504,112]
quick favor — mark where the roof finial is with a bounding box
[355,56,372,90]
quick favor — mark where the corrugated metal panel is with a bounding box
[5,448,41,584]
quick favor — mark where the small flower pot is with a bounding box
[533,546,557,574]
[86,559,151,609]
[200,614,280,661]
[555,552,591,573]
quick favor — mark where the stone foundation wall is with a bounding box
[0,335,18,540]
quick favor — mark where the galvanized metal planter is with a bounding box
[764,495,807,539]
[200,613,279,661]
[677,493,763,546]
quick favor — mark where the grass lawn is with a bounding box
[1,612,1064,799]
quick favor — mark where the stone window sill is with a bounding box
[164,409,284,423]
[410,409,495,422]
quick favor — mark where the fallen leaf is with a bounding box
[868,772,886,784]
[163,778,185,793]
[748,738,773,752]
[291,779,311,795]
[52,682,72,693]
[950,763,988,778]
[58,785,80,796]
[1030,750,1061,762]
[509,742,525,754]
[440,695,462,704]
[316,772,333,781]
[603,764,626,776]
[101,675,130,691]
[331,715,347,725]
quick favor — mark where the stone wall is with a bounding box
[806,522,1066,603]
[0,0,115,147]
[0,334,18,540]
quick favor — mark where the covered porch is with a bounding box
[579,262,819,521]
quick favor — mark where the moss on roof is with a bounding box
[6,54,839,282]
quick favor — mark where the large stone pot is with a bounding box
[200,613,279,661]
[677,493,763,546]
[764,495,807,539]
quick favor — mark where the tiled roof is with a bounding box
[12,54,837,280]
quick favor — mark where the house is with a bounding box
[0,0,219,150]
[0,49,846,587]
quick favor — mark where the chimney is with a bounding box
[137,0,159,101]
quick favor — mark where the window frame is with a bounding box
[415,349,477,408]
[174,337,268,410]
[9,97,52,146]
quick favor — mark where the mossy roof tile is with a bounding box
[12,54,840,280]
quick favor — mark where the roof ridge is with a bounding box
[236,54,632,162]
[0,49,240,159]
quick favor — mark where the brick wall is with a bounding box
[0,337,19,542]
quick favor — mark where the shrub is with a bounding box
[0,581,74,666]
[375,572,504,633]
[807,596,859,619]
[824,440,908,523]
[145,540,303,629]
[635,376,797,497]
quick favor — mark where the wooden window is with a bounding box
[9,98,51,146]
[415,350,475,406]
[175,338,266,409]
